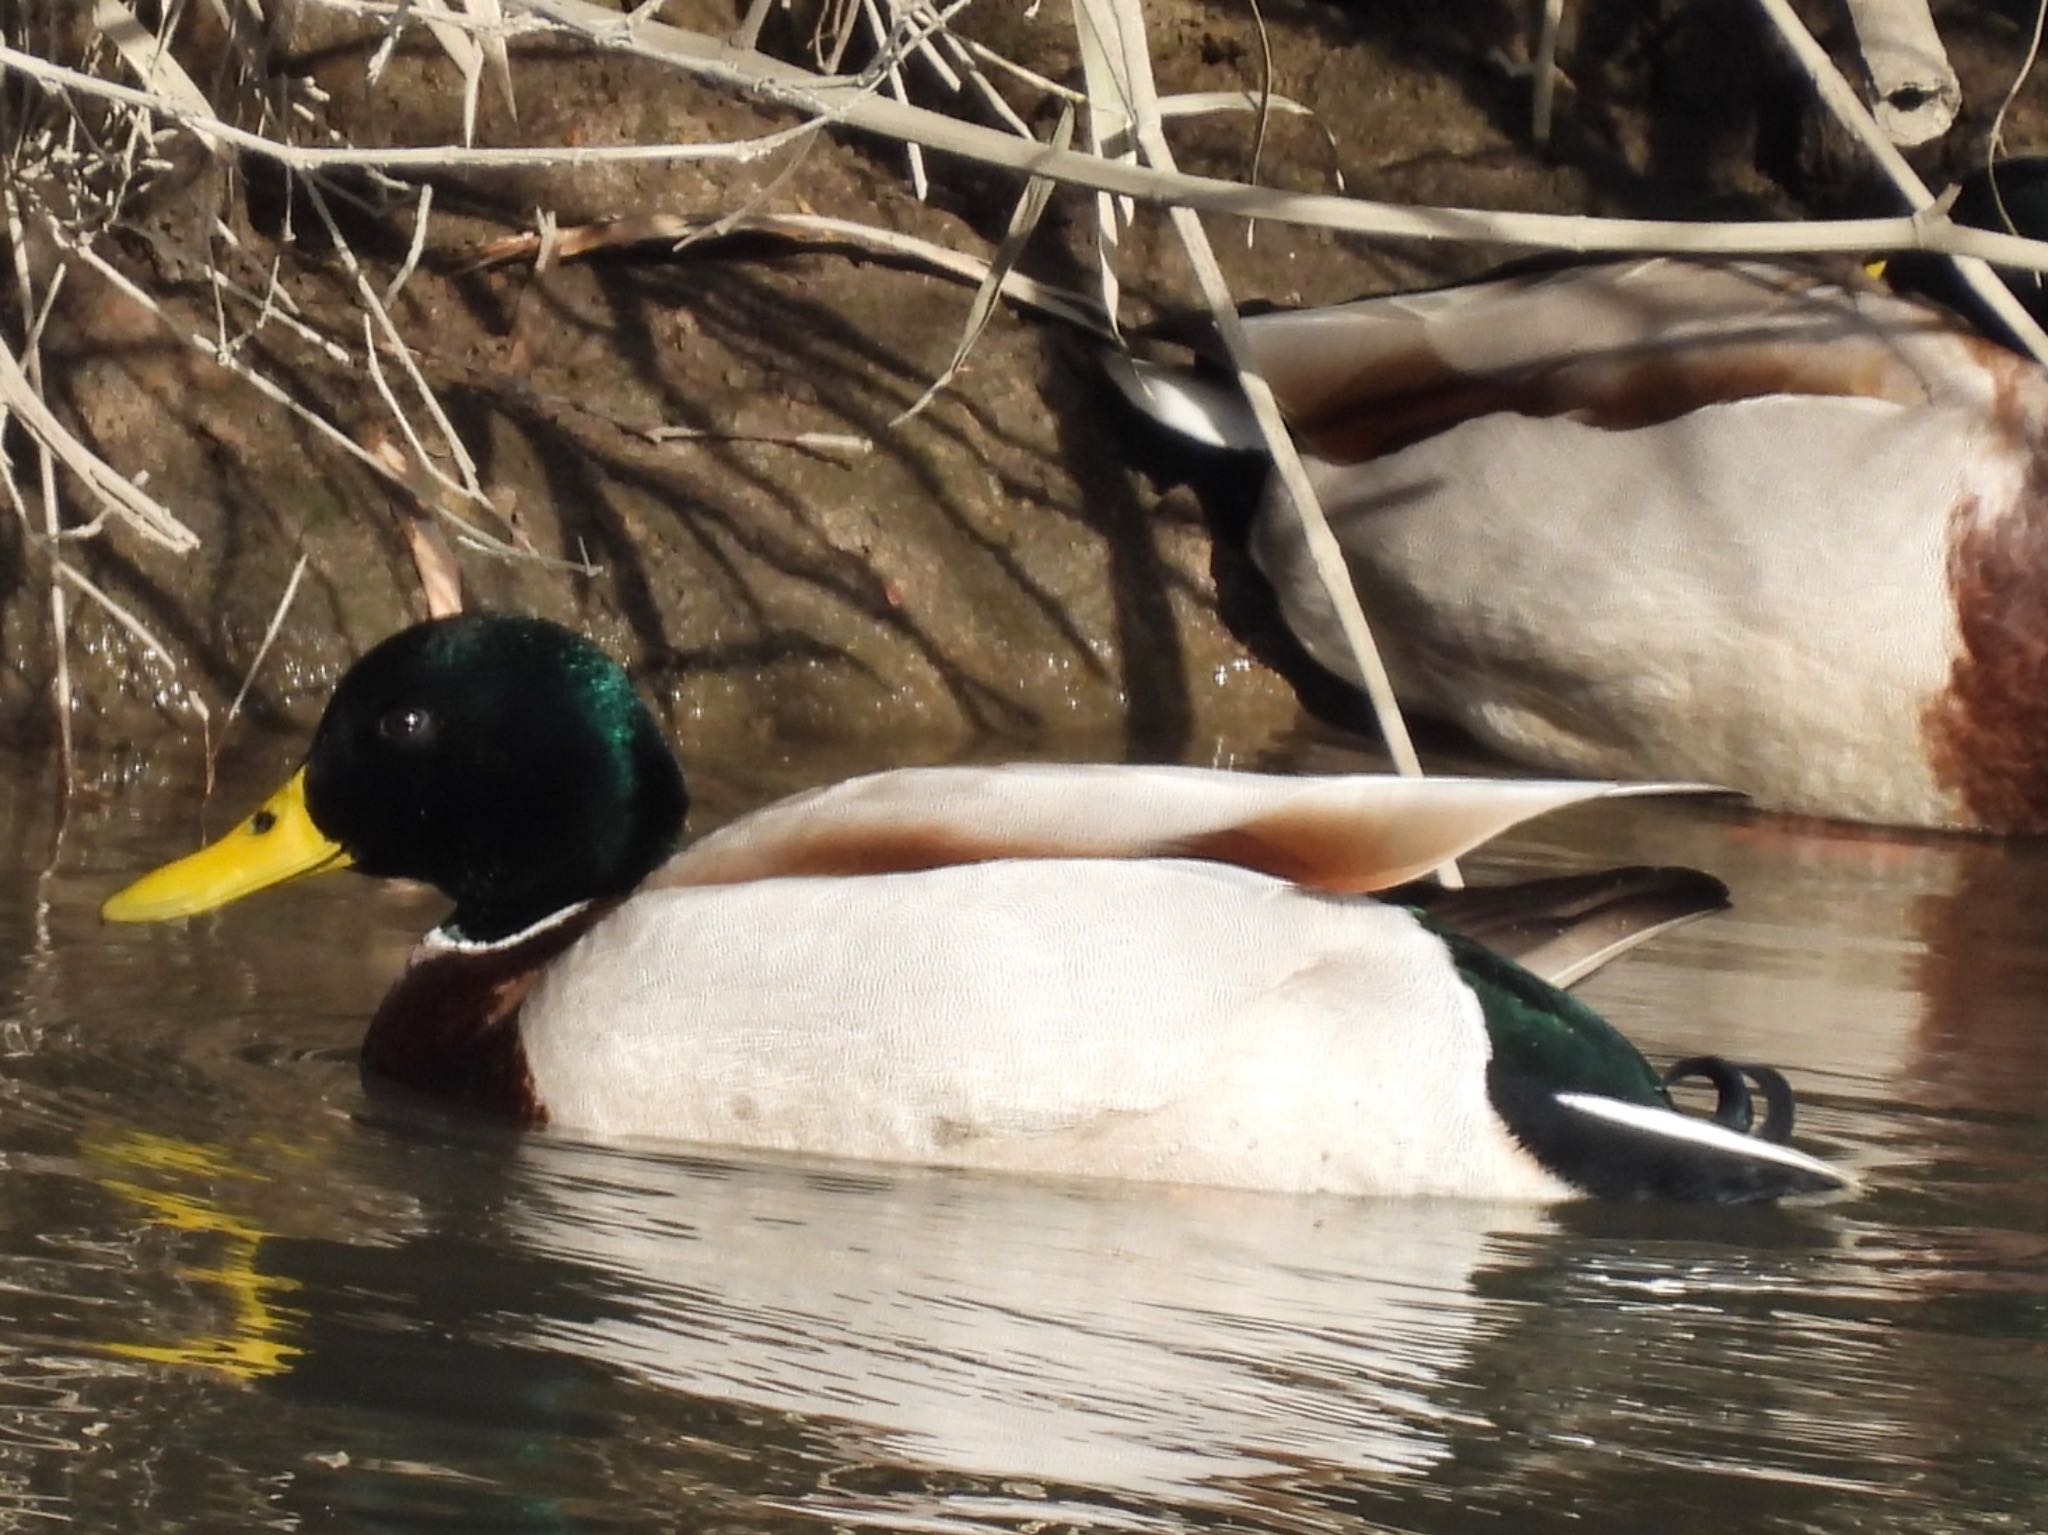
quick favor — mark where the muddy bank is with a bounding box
[5,0,2044,772]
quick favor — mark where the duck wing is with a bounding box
[1387,865,1729,988]
[651,766,1701,895]
[1114,259,1963,464]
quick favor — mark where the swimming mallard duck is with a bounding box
[1113,256,2048,832]
[102,614,1844,1202]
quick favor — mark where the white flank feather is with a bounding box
[1250,387,1974,824]
[520,859,1575,1200]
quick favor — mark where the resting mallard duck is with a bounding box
[1112,256,2048,833]
[102,614,1844,1202]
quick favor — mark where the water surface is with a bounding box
[4,736,2046,1532]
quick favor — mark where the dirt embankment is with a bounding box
[4,0,2043,773]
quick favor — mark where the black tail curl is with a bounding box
[1662,1056,1798,1144]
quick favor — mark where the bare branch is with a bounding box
[207,553,310,796]
[1750,0,2048,366]
[461,210,1114,336]
[1070,0,1448,879]
[382,182,435,306]
[0,330,202,552]
[17,21,2048,269]
[895,104,1072,423]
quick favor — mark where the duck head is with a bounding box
[103,615,688,944]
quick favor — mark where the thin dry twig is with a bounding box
[459,209,1114,336]
[52,232,542,566]
[646,425,873,454]
[894,103,1073,423]
[930,28,1035,137]
[94,0,221,140]
[205,553,310,797]
[1750,0,2048,367]
[4,196,74,780]
[55,558,210,755]
[732,0,778,51]
[527,1,2048,268]
[1071,0,1448,877]
[300,175,487,505]
[16,22,2048,271]
[0,45,820,168]
[54,562,176,664]
[365,432,472,612]
[1982,0,2048,299]
[382,182,436,305]
[1072,0,1136,336]
[0,330,201,552]
[1532,0,1563,145]
[1241,0,1274,216]
[858,0,927,198]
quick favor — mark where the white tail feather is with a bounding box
[1102,352,1263,451]
[1555,1092,1851,1189]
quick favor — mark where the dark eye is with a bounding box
[379,705,435,746]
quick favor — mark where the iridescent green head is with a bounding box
[104,615,688,943]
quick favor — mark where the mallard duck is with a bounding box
[102,614,1845,1202]
[1112,256,2048,832]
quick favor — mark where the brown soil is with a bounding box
[5,0,2047,776]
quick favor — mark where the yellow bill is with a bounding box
[102,768,352,923]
